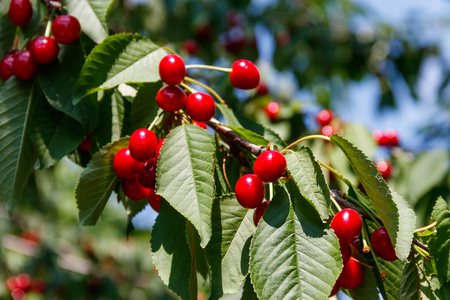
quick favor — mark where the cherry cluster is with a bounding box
[316,108,337,137]
[373,128,399,181]
[6,273,46,300]
[0,0,81,82]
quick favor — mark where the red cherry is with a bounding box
[15,274,31,290]
[264,101,280,121]
[372,130,389,146]
[321,125,336,137]
[30,279,46,293]
[229,59,260,90]
[0,54,16,81]
[384,128,399,147]
[193,120,207,129]
[51,15,81,45]
[253,200,270,226]
[155,138,165,159]
[28,36,59,64]
[147,189,161,212]
[182,39,199,56]
[8,0,33,27]
[316,109,333,126]
[331,208,362,244]
[79,133,92,152]
[253,150,286,183]
[235,174,265,209]
[370,227,398,261]
[122,177,148,201]
[376,161,392,180]
[329,282,340,297]
[6,277,19,291]
[159,54,186,85]
[137,158,157,189]
[337,257,364,290]
[21,229,40,245]
[156,85,186,113]
[13,50,38,80]
[11,288,26,300]
[185,92,216,122]
[221,26,246,54]
[113,148,142,179]
[256,82,269,95]
[339,240,351,264]
[129,128,157,162]
[350,238,361,253]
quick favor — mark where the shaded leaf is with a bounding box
[241,275,259,300]
[227,126,271,147]
[429,197,450,285]
[0,15,15,57]
[398,256,421,300]
[378,256,406,300]
[131,82,163,130]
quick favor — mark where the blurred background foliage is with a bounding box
[1,0,449,299]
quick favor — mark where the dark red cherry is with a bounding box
[182,39,199,56]
[155,138,165,159]
[147,189,161,212]
[337,257,364,290]
[329,282,340,297]
[185,92,216,122]
[264,101,280,121]
[156,85,186,113]
[321,125,337,137]
[79,133,92,152]
[316,109,333,126]
[8,0,33,27]
[159,54,186,85]
[229,59,260,90]
[253,150,286,183]
[339,240,351,264]
[113,148,142,179]
[193,120,207,129]
[51,15,81,45]
[122,177,148,201]
[372,130,389,146]
[253,200,270,226]
[350,238,361,253]
[235,174,265,209]
[331,208,362,244]
[137,158,157,189]
[371,227,398,261]
[13,50,38,81]
[257,82,269,95]
[384,128,399,147]
[376,161,392,180]
[129,128,157,162]
[28,36,59,64]
[221,26,246,54]
[0,54,16,81]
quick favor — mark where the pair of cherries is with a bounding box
[316,109,337,137]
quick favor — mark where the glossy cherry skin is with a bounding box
[159,54,186,85]
[185,92,216,122]
[321,125,336,137]
[155,138,165,159]
[376,161,392,180]
[193,120,207,129]
[316,109,333,126]
[235,174,265,209]
[113,148,142,179]
[8,0,33,27]
[14,50,39,81]
[329,282,340,297]
[337,257,364,290]
[51,15,81,45]
[129,128,157,162]
[0,54,16,81]
[28,36,59,64]
[137,158,157,189]
[253,150,286,183]
[371,227,398,261]
[156,85,186,113]
[253,200,270,226]
[229,59,260,90]
[147,189,161,212]
[122,177,148,201]
[339,240,351,264]
[331,208,362,244]
[264,101,280,121]
[384,128,399,147]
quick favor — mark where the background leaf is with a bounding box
[131,82,163,130]
[0,15,15,57]
[398,256,421,300]
[429,197,450,285]
[378,258,407,300]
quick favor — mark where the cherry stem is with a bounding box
[362,220,384,277]
[161,47,178,55]
[222,156,232,191]
[350,257,373,269]
[329,194,342,212]
[44,9,55,37]
[317,161,352,187]
[185,64,232,73]
[281,135,331,153]
[413,244,430,259]
[414,222,437,233]
[180,82,197,94]
[184,77,226,104]
[12,33,20,51]
[148,111,165,131]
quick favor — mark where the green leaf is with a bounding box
[64,0,116,44]
[0,15,15,57]
[185,222,199,299]
[227,126,271,147]
[249,183,342,300]
[429,197,450,285]
[191,225,209,280]
[216,103,242,127]
[207,194,256,300]
[73,33,166,102]
[378,258,407,300]
[285,147,331,220]
[29,92,84,168]
[343,123,377,158]
[131,82,163,130]
[39,42,98,132]
[398,257,421,300]
[241,275,259,300]
[18,0,46,48]
[0,80,37,212]
[150,200,192,300]
[330,134,415,260]
[75,137,129,225]
[156,124,215,248]
[119,192,148,237]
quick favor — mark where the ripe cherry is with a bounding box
[264,101,280,121]
[15,274,31,290]
[316,109,333,126]
[28,36,59,64]
[337,257,364,290]
[113,148,142,179]
[147,189,161,212]
[321,125,336,137]
[229,59,260,90]
[155,138,165,159]
[11,288,25,300]
[371,227,398,261]
[8,0,33,27]
[182,39,199,56]
[159,54,186,85]
[372,130,389,146]
[339,240,351,264]
[235,174,265,209]
[193,120,207,129]
[253,200,270,226]
[51,15,81,45]
[257,82,269,95]
[122,177,148,201]
[329,282,340,297]
[331,208,362,244]
[156,85,186,113]
[79,133,92,152]
[13,50,38,81]
[6,277,19,291]
[350,238,361,253]
[185,92,216,122]
[384,128,399,147]
[376,161,392,180]
[129,128,157,162]
[221,26,246,54]
[0,54,16,81]
[253,150,286,183]
[137,158,157,189]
